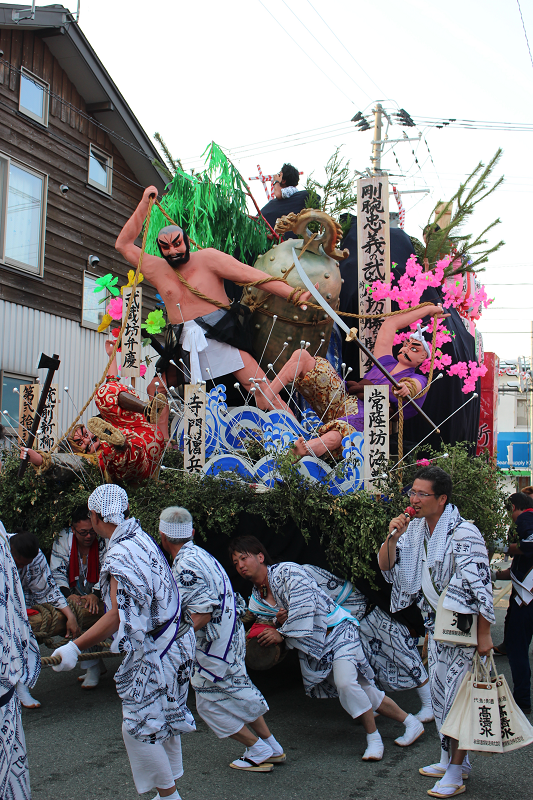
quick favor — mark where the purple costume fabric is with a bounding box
[338,355,427,431]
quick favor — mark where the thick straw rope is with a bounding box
[52,198,155,451]
[41,649,118,667]
[155,199,438,321]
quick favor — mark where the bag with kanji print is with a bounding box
[460,653,502,753]
[490,652,533,753]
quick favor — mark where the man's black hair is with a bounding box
[71,503,90,525]
[508,492,533,511]
[281,163,299,187]
[413,465,452,502]
[228,535,273,566]
[9,531,39,561]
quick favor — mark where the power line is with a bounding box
[305,0,387,98]
[256,0,356,106]
[279,0,373,102]
[516,0,533,70]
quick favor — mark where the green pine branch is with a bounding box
[423,149,505,275]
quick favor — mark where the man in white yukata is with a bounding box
[0,522,41,800]
[379,466,495,799]
[8,530,79,709]
[303,564,434,722]
[159,507,285,773]
[51,485,196,800]
[50,503,108,690]
[230,535,425,762]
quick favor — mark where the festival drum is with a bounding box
[245,622,286,671]
[241,209,346,371]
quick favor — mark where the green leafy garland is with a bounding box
[0,442,510,583]
[146,142,271,264]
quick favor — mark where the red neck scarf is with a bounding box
[68,533,100,587]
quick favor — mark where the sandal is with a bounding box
[229,758,273,772]
[419,764,469,780]
[427,780,466,798]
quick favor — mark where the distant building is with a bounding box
[0,4,166,441]
[496,359,531,491]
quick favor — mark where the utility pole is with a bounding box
[371,103,384,176]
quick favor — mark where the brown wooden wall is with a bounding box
[0,27,157,322]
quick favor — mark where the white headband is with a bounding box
[409,323,431,358]
[159,519,193,540]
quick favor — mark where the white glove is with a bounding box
[51,641,81,672]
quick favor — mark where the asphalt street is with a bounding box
[23,604,532,800]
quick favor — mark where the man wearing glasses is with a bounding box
[378,466,494,799]
[51,503,108,689]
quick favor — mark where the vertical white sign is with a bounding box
[364,384,389,490]
[19,383,58,451]
[183,384,206,473]
[357,175,390,374]
[121,287,142,378]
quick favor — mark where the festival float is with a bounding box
[0,143,510,653]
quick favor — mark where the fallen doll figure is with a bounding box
[20,340,169,485]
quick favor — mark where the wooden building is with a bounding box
[0,3,166,437]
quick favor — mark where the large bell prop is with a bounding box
[241,209,349,371]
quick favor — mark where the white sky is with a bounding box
[77,0,533,360]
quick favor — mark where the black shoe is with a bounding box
[493,642,507,656]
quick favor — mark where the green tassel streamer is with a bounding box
[145,142,271,264]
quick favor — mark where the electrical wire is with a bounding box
[279,0,373,102]
[305,0,388,98]
[516,0,533,70]
[256,0,356,106]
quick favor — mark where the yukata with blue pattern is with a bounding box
[0,523,41,800]
[172,541,268,737]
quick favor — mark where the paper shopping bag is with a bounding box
[491,653,533,753]
[462,653,502,753]
[440,670,473,742]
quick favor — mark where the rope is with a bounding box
[397,396,404,485]
[32,603,61,642]
[52,198,155,452]
[41,649,119,667]
[153,201,439,322]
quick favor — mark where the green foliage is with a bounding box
[0,442,510,582]
[422,149,505,275]
[145,142,271,265]
[305,146,358,234]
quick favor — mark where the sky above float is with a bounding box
[78,0,533,359]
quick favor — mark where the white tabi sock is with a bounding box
[151,792,180,800]
[16,682,41,708]
[362,730,384,761]
[394,713,424,746]
[262,734,283,756]
[415,682,434,721]
[245,738,273,764]
[442,763,464,786]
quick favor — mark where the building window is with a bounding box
[88,145,112,194]
[0,152,47,275]
[0,371,36,433]
[517,396,528,428]
[19,67,49,127]
[82,271,109,330]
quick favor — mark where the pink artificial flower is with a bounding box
[140,364,147,377]
[417,458,432,466]
[107,296,123,319]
